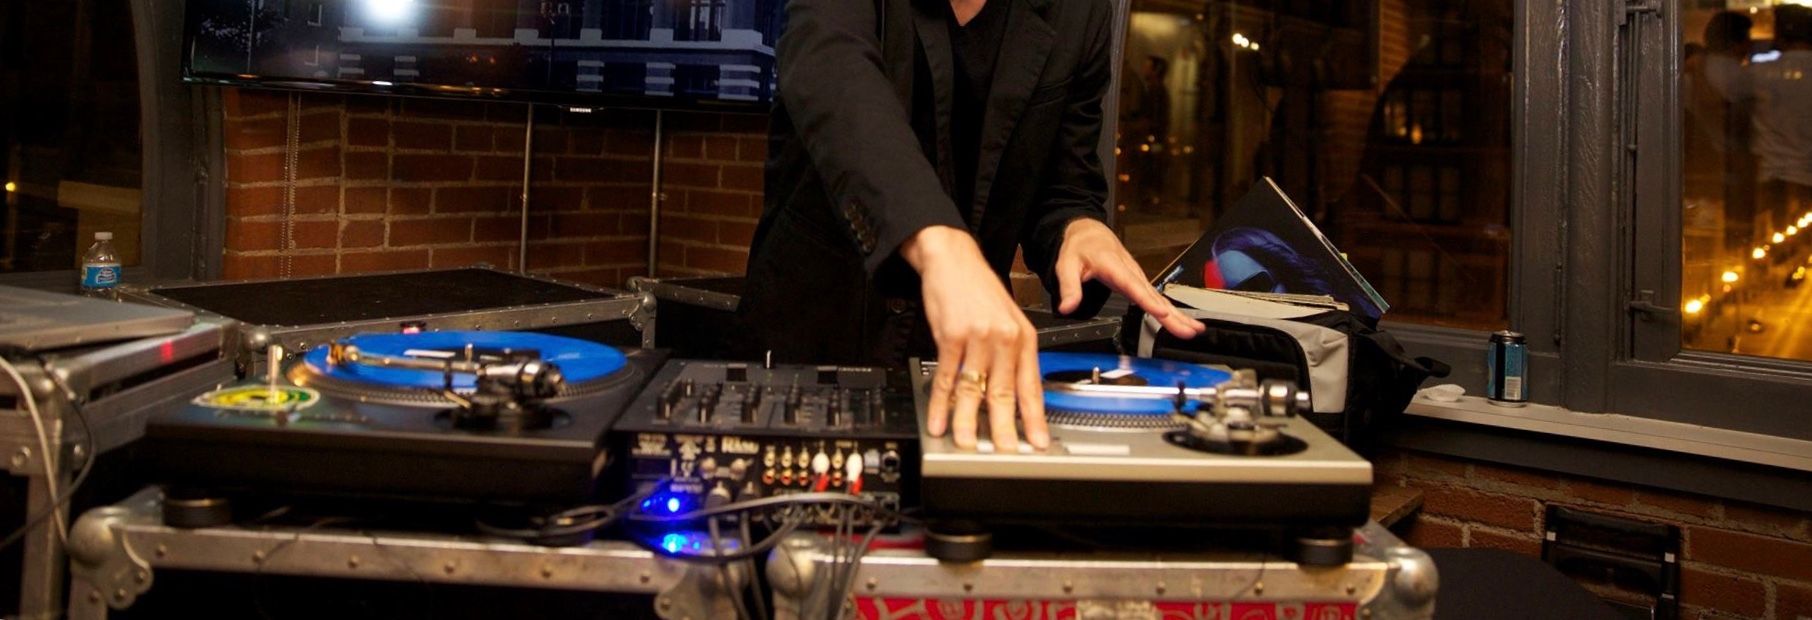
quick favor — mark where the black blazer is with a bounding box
[737,0,1115,365]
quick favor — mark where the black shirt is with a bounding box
[949,0,1009,221]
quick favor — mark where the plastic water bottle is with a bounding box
[79,232,121,299]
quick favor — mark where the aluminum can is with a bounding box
[1486,330,1528,406]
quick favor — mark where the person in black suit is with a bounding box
[738,0,1203,450]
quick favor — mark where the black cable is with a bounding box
[741,518,771,620]
[627,511,805,564]
[709,517,755,620]
[0,370,98,552]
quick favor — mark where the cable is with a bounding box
[0,357,98,552]
[627,492,918,525]
[741,518,771,620]
[709,517,754,620]
[0,356,67,543]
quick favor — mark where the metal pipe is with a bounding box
[518,104,535,274]
[648,110,665,278]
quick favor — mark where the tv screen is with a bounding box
[183,0,784,108]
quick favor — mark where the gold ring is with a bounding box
[958,369,989,392]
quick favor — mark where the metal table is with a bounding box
[768,522,1438,620]
[64,488,739,620]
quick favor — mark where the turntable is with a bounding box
[143,330,664,516]
[914,352,1372,564]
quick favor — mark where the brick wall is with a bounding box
[1383,449,1812,620]
[220,88,760,287]
[221,88,1047,302]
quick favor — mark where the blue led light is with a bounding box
[660,533,686,554]
[666,497,682,514]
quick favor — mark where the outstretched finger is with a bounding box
[1016,329,1050,449]
[950,339,992,449]
[926,343,962,438]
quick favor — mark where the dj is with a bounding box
[737,0,1205,451]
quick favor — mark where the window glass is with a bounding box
[1115,0,1513,330]
[1680,2,1812,361]
[0,0,143,273]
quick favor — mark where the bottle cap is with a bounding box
[95,232,113,241]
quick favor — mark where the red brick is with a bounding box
[227,186,284,218]
[719,219,756,246]
[737,137,767,162]
[1721,502,1810,542]
[1402,517,1463,548]
[432,245,515,270]
[662,214,717,243]
[345,187,387,214]
[225,117,287,150]
[1779,580,1812,620]
[342,249,431,273]
[569,127,606,155]
[606,130,655,156]
[1678,566,1765,618]
[299,111,340,143]
[685,245,747,274]
[474,216,527,243]
[1688,526,1812,582]
[663,162,719,188]
[526,242,586,270]
[550,212,615,237]
[546,267,620,287]
[496,124,528,152]
[721,165,763,192]
[226,219,282,252]
[347,117,389,148]
[584,239,643,265]
[530,186,584,211]
[704,136,739,161]
[589,185,649,210]
[1468,528,1542,557]
[1471,463,1564,492]
[618,213,652,236]
[389,218,472,246]
[394,154,473,182]
[553,156,613,182]
[1423,486,1538,532]
[532,126,569,153]
[1633,491,1721,520]
[390,188,432,215]
[394,121,453,150]
[344,152,389,180]
[223,89,289,118]
[657,240,687,269]
[435,186,514,213]
[222,253,278,279]
[454,126,494,151]
[667,135,704,159]
[292,185,340,215]
[1403,453,1469,481]
[686,190,758,217]
[475,155,524,181]
[287,253,339,277]
[341,221,386,248]
[229,152,286,183]
[530,155,558,182]
[1567,478,1636,507]
[290,219,338,249]
[296,146,341,180]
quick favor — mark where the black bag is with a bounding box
[1124,287,1449,454]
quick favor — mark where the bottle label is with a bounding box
[82,263,121,289]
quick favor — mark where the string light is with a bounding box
[1773,232,1786,244]
[1753,247,1768,260]
[1722,270,1741,284]
[1684,299,1705,315]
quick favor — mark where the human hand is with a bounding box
[1054,218,1205,338]
[901,226,1049,451]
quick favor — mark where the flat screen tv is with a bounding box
[183,0,785,108]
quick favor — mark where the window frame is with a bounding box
[0,0,222,290]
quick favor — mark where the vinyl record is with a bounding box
[300,331,627,392]
[1039,352,1231,416]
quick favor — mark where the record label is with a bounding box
[194,385,320,412]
